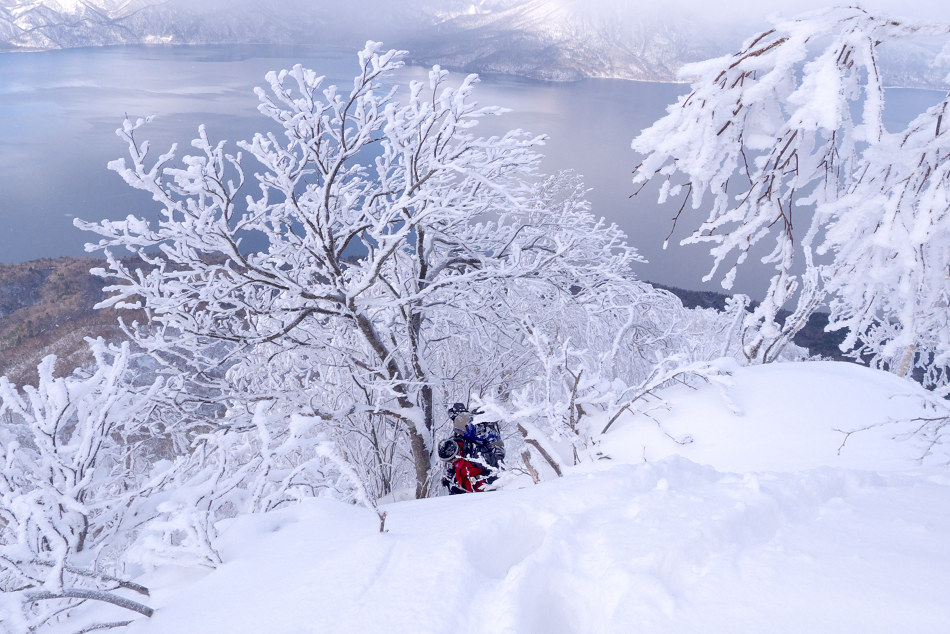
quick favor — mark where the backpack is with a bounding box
[439,421,505,493]
[467,421,505,468]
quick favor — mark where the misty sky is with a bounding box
[546,0,950,22]
[695,0,949,22]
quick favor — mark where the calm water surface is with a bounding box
[0,45,943,296]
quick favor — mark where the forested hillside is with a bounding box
[0,259,849,389]
[0,257,129,384]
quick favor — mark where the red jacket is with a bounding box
[452,449,488,493]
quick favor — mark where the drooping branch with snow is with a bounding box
[820,91,950,390]
[633,7,950,373]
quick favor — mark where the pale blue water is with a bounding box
[0,45,943,295]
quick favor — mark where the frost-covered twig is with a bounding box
[516,423,563,477]
[22,588,153,618]
[602,359,732,435]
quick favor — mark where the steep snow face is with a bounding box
[114,463,949,633]
[100,459,950,634]
[68,361,950,633]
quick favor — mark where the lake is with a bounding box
[0,44,943,296]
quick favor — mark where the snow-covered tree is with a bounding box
[632,6,950,386]
[0,340,159,630]
[76,42,640,498]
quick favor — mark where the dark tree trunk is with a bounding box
[354,310,434,498]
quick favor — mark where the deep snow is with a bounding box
[65,361,950,633]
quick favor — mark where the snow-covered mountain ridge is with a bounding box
[1,0,945,86]
[405,0,741,81]
[0,0,341,51]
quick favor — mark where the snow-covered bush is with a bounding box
[124,400,382,571]
[0,339,159,631]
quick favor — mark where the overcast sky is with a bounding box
[478,0,950,25]
[727,0,949,22]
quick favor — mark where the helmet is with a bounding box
[438,438,460,461]
[447,402,468,421]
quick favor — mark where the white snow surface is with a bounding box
[75,361,950,633]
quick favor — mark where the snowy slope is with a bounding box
[64,361,950,633]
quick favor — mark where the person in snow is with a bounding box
[438,403,505,494]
